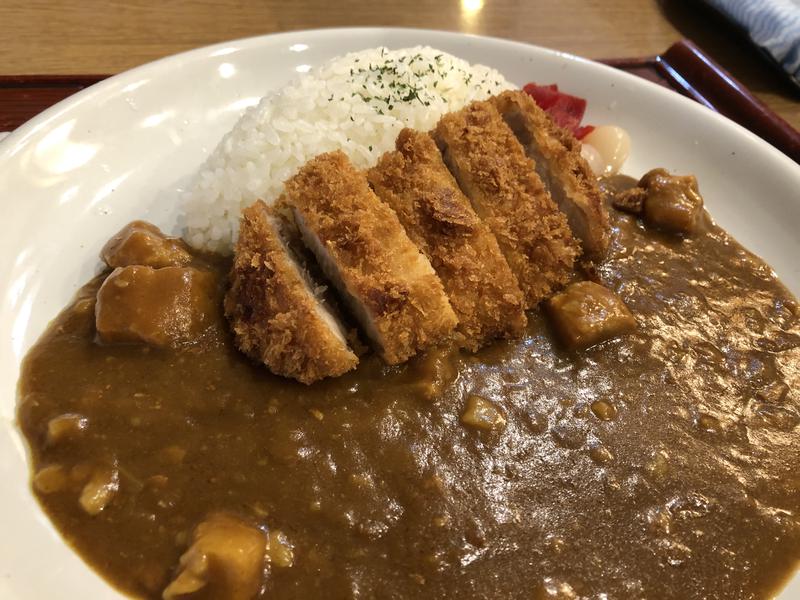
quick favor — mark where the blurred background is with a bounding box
[1,0,798,129]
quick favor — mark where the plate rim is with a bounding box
[2,26,799,600]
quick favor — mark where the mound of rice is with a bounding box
[182,46,514,253]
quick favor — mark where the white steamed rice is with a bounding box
[182,46,514,253]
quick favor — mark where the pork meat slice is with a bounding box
[434,100,579,308]
[284,150,457,365]
[491,90,609,260]
[225,200,358,384]
[368,128,526,351]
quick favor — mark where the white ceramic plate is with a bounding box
[1,28,799,599]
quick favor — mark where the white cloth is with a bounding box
[0,132,8,143]
[706,0,800,86]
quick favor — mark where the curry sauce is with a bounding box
[18,183,800,599]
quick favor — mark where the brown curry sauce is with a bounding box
[18,178,800,599]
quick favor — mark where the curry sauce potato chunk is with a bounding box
[101,221,193,269]
[95,265,217,348]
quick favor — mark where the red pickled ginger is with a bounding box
[523,83,594,139]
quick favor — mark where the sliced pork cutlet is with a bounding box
[284,150,457,365]
[367,128,527,351]
[433,100,579,308]
[225,200,358,384]
[492,90,609,260]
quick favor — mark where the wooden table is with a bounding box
[1,0,798,129]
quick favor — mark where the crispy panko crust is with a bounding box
[367,128,527,351]
[433,100,579,308]
[224,200,358,384]
[284,150,457,365]
[491,90,609,260]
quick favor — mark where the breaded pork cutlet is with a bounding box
[434,100,579,308]
[225,200,358,384]
[368,128,527,351]
[491,90,609,259]
[284,150,457,365]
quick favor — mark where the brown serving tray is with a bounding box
[1,40,798,163]
[601,40,800,163]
